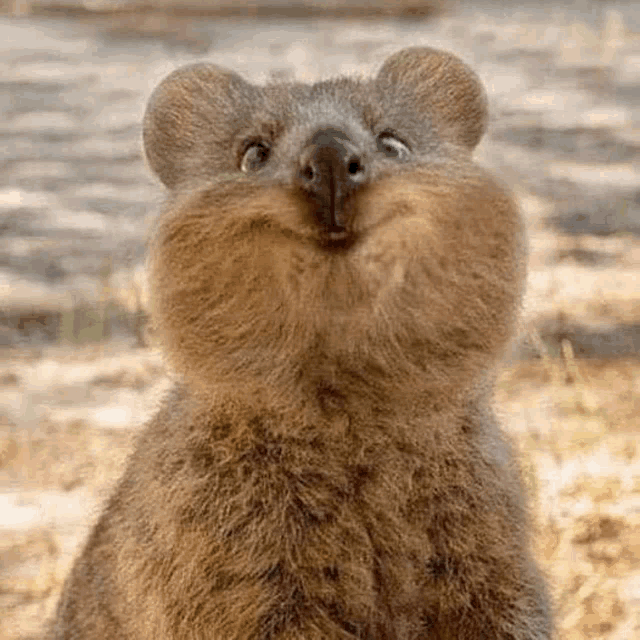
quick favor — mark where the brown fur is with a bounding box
[49,48,552,639]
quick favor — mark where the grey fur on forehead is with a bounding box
[272,83,372,144]
[260,75,437,156]
[262,77,366,118]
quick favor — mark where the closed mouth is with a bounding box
[319,227,356,250]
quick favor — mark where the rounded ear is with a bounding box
[143,64,260,189]
[376,47,488,149]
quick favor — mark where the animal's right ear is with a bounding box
[143,64,259,189]
[376,48,488,150]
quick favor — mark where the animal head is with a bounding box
[145,48,524,412]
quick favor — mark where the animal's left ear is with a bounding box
[376,47,488,150]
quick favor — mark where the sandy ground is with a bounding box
[1,1,639,638]
[1,346,638,639]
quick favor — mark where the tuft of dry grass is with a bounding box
[0,414,136,637]
[498,345,640,640]
[0,414,134,491]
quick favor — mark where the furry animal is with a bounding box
[49,47,552,639]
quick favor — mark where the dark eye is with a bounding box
[241,141,271,172]
[376,132,410,160]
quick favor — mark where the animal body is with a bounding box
[49,47,552,640]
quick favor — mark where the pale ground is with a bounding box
[1,1,639,639]
[1,340,639,639]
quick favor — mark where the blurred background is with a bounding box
[0,1,638,638]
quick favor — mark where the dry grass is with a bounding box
[0,344,160,639]
[497,352,640,640]
[0,342,638,639]
[0,413,134,491]
[0,415,136,638]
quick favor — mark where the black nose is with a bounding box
[296,128,367,235]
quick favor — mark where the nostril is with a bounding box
[300,164,315,183]
[347,156,365,179]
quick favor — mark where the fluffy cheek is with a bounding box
[354,215,430,303]
[353,170,524,369]
[149,187,318,389]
